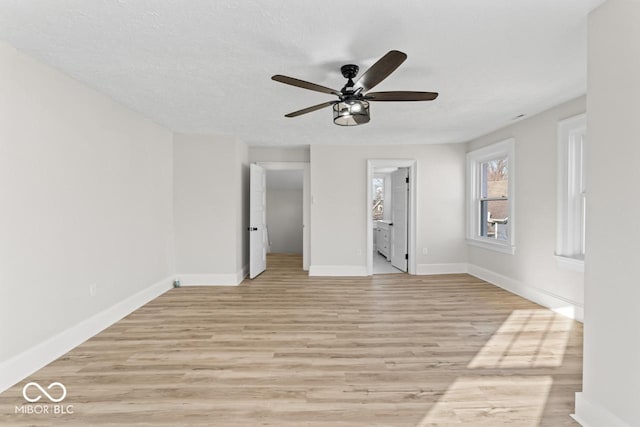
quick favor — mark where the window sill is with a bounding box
[555,255,584,272]
[466,238,515,255]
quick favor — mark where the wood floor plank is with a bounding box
[0,254,582,426]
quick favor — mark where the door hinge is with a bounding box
[405,253,408,260]
[405,177,409,184]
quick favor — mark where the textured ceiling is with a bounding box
[0,0,604,146]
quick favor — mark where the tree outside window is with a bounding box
[372,177,384,220]
[480,158,509,240]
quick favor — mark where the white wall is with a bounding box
[575,2,640,426]
[310,144,467,274]
[249,146,310,163]
[173,133,248,284]
[0,42,175,371]
[266,189,303,254]
[466,96,586,320]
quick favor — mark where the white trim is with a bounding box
[466,138,516,254]
[309,265,369,276]
[555,255,585,272]
[366,159,418,276]
[467,264,584,322]
[237,264,249,283]
[178,272,243,286]
[573,393,631,427]
[255,161,310,271]
[0,275,174,393]
[466,238,516,255]
[416,263,468,275]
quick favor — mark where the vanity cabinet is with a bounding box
[376,221,391,259]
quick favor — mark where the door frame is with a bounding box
[366,159,417,275]
[256,162,310,271]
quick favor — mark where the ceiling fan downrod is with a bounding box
[340,64,360,95]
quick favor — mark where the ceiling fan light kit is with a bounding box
[333,100,370,126]
[272,50,438,126]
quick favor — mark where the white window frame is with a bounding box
[466,139,516,254]
[556,114,586,272]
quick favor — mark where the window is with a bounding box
[372,177,385,220]
[467,139,515,254]
[480,157,509,240]
[556,114,586,271]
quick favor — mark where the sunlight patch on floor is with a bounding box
[416,375,553,426]
[468,309,572,369]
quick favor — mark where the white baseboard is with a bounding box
[309,265,368,276]
[178,270,244,286]
[572,392,630,427]
[467,264,584,322]
[0,275,174,394]
[237,264,249,283]
[417,263,468,275]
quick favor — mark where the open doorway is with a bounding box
[367,160,417,276]
[266,169,303,255]
[249,162,310,278]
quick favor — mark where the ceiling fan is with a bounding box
[271,50,438,126]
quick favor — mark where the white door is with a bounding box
[390,168,409,272]
[249,163,267,278]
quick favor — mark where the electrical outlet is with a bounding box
[89,283,97,297]
[422,247,428,255]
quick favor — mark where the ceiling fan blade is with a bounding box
[365,91,439,101]
[272,75,341,96]
[284,101,337,118]
[354,50,407,92]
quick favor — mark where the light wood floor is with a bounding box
[0,254,583,426]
